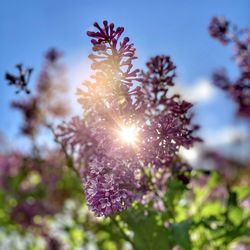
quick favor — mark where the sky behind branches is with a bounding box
[0,0,250,155]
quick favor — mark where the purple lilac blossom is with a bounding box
[208,16,229,44]
[57,21,200,216]
[10,200,54,228]
[5,64,33,94]
[12,48,69,137]
[0,153,23,191]
[12,97,40,136]
[209,17,250,119]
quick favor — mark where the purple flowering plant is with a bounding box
[57,20,200,218]
[209,16,250,119]
[0,18,250,250]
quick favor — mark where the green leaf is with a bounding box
[170,219,192,250]
[121,208,171,250]
[228,191,237,207]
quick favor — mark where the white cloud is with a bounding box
[179,146,200,165]
[173,78,217,103]
[204,126,249,147]
[179,126,250,166]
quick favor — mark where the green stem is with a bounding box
[45,123,81,179]
[111,217,136,249]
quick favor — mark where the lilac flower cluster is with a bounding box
[5,64,33,94]
[139,56,201,167]
[12,97,40,136]
[0,149,72,234]
[0,154,52,228]
[209,17,250,119]
[37,48,69,118]
[208,16,229,44]
[57,21,200,216]
[0,153,22,191]
[85,156,142,216]
[77,21,142,118]
[11,48,69,137]
[10,200,54,228]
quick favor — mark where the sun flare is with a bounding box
[118,125,139,145]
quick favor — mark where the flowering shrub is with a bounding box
[56,21,200,217]
[0,18,249,250]
[209,16,250,119]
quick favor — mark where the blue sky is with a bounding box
[0,0,250,153]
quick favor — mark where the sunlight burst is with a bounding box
[118,125,139,145]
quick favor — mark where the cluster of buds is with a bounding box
[5,64,33,94]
